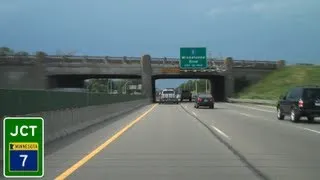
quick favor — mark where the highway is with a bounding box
[41,102,320,180]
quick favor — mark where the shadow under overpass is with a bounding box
[47,74,226,102]
[47,74,141,88]
[152,74,225,103]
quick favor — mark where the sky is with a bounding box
[1,0,320,88]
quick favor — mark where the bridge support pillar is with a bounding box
[225,73,235,99]
[141,55,153,101]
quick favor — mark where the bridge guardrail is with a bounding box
[0,59,277,70]
[0,55,278,68]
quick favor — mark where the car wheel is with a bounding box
[307,116,314,122]
[277,107,285,120]
[290,109,300,123]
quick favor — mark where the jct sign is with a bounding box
[3,117,44,178]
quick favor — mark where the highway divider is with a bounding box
[0,88,147,117]
[227,98,277,106]
[0,89,151,160]
[37,98,150,144]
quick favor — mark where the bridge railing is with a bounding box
[0,55,278,69]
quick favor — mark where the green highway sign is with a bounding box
[180,47,207,69]
[3,117,44,178]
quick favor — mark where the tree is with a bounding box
[35,51,47,57]
[0,47,14,56]
[110,79,141,94]
[86,79,123,93]
[178,80,195,92]
[35,51,48,61]
[277,60,286,69]
[87,79,109,93]
[177,79,210,93]
[224,57,233,69]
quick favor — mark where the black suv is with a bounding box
[181,90,192,102]
[277,86,320,122]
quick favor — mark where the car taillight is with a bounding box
[298,99,304,107]
[198,98,202,102]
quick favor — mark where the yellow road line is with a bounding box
[54,104,158,180]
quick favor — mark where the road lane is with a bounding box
[64,104,258,180]
[220,102,320,133]
[185,102,320,180]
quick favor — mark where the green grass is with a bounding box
[237,65,320,100]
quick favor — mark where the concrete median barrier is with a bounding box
[0,98,150,160]
[33,99,150,144]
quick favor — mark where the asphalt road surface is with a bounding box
[6,102,320,180]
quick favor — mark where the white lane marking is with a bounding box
[256,104,275,109]
[211,125,231,140]
[227,103,275,113]
[226,109,274,122]
[238,112,256,118]
[192,111,197,117]
[298,127,320,135]
[223,105,320,135]
[184,105,188,109]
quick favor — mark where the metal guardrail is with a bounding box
[159,66,228,73]
[0,55,278,69]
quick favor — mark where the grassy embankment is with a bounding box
[237,65,320,100]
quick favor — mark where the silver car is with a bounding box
[160,89,179,104]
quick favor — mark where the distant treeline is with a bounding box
[0,47,48,57]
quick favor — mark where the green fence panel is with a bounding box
[0,89,147,117]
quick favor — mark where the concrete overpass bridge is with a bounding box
[0,55,281,102]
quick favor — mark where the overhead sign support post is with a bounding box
[180,47,207,69]
[3,117,44,178]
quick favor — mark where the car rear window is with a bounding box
[163,91,174,94]
[303,88,320,100]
